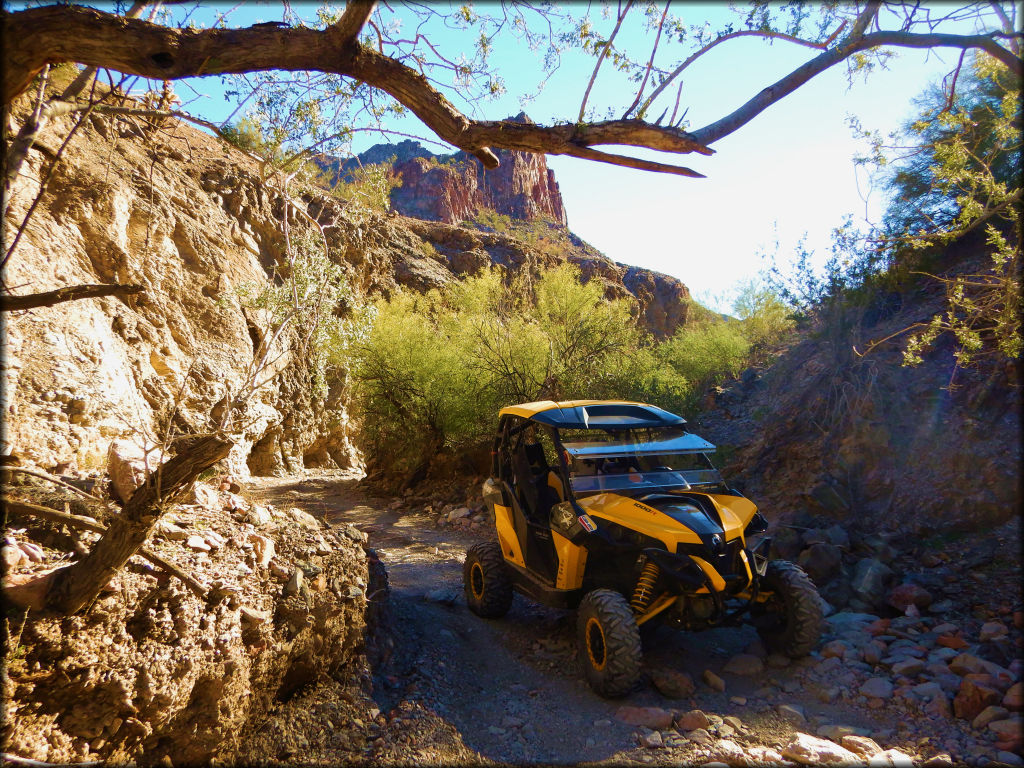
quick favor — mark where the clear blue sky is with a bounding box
[150,2,995,310]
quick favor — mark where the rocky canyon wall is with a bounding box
[3,105,690,477]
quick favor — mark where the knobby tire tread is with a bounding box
[757,560,823,658]
[463,541,513,618]
[577,588,643,698]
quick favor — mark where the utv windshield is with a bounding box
[559,427,724,495]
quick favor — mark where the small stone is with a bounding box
[869,748,915,766]
[892,659,925,677]
[841,734,883,758]
[685,728,712,745]
[284,568,303,597]
[995,751,1024,767]
[919,755,954,767]
[887,583,933,612]
[936,634,970,650]
[781,732,862,765]
[639,730,663,749]
[820,640,848,659]
[816,725,867,741]
[913,682,945,700]
[269,560,290,581]
[955,677,1002,720]
[245,505,272,527]
[702,669,725,692]
[649,667,695,699]
[860,678,894,699]
[677,710,710,731]
[240,606,269,625]
[722,715,744,731]
[973,706,1009,729]
[1003,682,1024,711]
[979,621,1008,642]
[728,697,747,707]
[766,653,791,668]
[186,535,211,552]
[447,507,471,522]
[988,716,1022,740]
[923,693,952,720]
[249,534,275,568]
[614,706,674,730]
[723,653,764,676]
[950,654,987,676]
[777,703,807,725]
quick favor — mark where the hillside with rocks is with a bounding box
[2,103,688,479]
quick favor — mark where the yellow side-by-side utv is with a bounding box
[463,400,823,697]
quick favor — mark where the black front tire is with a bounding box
[576,589,643,698]
[754,559,823,658]
[463,542,513,618]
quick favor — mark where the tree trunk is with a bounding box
[45,434,232,614]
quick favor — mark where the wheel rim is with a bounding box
[585,617,607,671]
[470,562,485,599]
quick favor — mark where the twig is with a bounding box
[5,499,208,600]
[2,467,105,503]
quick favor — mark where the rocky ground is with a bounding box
[234,472,1023,767]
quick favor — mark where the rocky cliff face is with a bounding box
[388,147,566,226]
[320,116,566,226]
[2,104,688,478]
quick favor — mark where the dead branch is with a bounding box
[0,283,145,312]
[2,466,105,503]
[5,498,207,600]
[44,433,232,613]
[1,3,1019,177]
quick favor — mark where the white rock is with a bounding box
[19,541,45,563]
[186,535,211,552]
[841,735,884,758]
[781,733,865,765]
[447,507,471,522]
[287,507,321,530]
[867,749,914,767]
[107,439,161,503]
[2,544,26,569]
[245,504,272,527]
[249,533,275,568]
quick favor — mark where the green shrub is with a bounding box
[660,322,751,396]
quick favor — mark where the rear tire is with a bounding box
[463,542,513,618]
[755,560,823,658]
[577,589,643,698]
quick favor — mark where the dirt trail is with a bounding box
[245,473,998,766]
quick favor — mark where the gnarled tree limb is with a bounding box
[45,433,232,613]
[2,3,1019,178]
[5,498,208,600]
[0,283,145,312]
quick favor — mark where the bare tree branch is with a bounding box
[690,27,1022,147]
[2,3,1019,180]
[332,0,378,45]
[5,498,208,600]
[1,283,145,312]
[578,0,633,123]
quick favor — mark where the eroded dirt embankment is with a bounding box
[237,474,1023,767]
[2,474,379,766]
